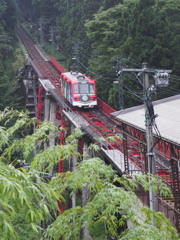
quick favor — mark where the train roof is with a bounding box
[61,72,95,83]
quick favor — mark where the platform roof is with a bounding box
[111,94,180,146]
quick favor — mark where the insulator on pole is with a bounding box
[154,72,170,87]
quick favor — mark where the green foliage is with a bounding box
[0,109,33,152]
[17,0,180,109]
[86,183,137,237]
[0,110,61,239]
[50,157,115,196]
[135,173,172,196]
[89,221,107,240]
[119,224,171,240]
[0,109,179,239]
[45,158,134,239]
[0,74,21,111]
[119,207,179,240]
[85,0,180,108]
[0,126,9,145]
[45,157,179,240]
[88,143,100,153]
[12,48,26,72]
[45,206,84,240]
[0,0,22,110]
[1,119,59,165]
[0,163,59,240]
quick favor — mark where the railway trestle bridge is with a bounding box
[18,27,180,233]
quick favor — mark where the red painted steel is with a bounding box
[97,97,116,116]
[50,56,67,73]
[37,86,44,123]
[56,107,67,213]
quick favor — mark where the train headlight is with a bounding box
[82,95,88,101]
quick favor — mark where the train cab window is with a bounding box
[79,83,89,94]
[89,84,94,93]
[74,84,79,94]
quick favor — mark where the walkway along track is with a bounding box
[18,26,180,232]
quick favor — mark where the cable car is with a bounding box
[60,71,97,107]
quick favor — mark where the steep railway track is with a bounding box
[18,26,154,173]
[18,26,126,152]
[18,28,61,89]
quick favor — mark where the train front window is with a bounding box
[74,84,79,94]
[79,83,89,94]
[89,84,94,93]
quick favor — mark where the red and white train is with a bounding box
[60,71,97,108]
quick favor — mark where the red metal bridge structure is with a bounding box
[18,27,180,233]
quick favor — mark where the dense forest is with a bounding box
[0,1,180,239]
[0,0,179,109]
[0,0,23,110]
[16,0,180,109]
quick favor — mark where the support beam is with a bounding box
[82,142,92,240]
[171,159,180,232]
[123,133,129,174]
[37,86,44,123]
[44,96,51,121]
[71,125,78,208]
[49,101,57,147]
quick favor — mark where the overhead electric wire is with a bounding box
[56,26,93,51]
[122,82,143,102]
[125,59,142,68]
[157,88,180,96]
[169,75,180,80]
[170,76,180,81]
[124,72,144,88]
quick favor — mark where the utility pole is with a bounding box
[49,26,55,56]
[72,41,82,72]
[142,62,156,225]
[114,58,124,110]
[39,17,44,47]
[117,64,171,224]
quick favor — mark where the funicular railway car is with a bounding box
[60,71,97,107]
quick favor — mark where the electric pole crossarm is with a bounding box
[118,68,172,75]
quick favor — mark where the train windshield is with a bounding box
[74,83,95,94]
[79,83,89,94]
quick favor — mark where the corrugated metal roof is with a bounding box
[111,95,180,146]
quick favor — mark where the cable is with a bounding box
[157,88,180,96]
[170,75,180,80]
[122,83,143,102]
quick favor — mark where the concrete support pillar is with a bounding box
[82,142,92,240]
[82,142,91,206]
[71,125,78,208]
[49,101,58,147]
[44,96,51,121]
[71,152,77,208]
